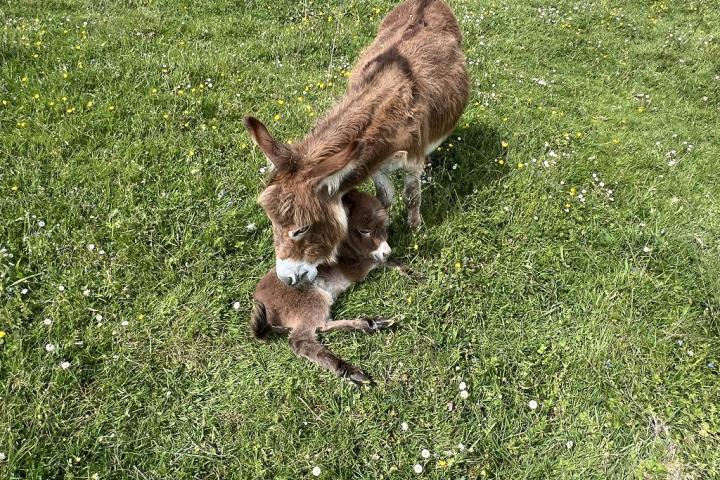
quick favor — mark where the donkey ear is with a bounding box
[313,141,365,197]
[244,116,293,170]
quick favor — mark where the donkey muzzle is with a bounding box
[276,258,318,286]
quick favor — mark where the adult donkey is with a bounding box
[245,0,469,286]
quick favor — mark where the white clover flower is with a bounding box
[58,285,65,292]
[565,440,574,449]
[401,422,409,431]
[45,343,56,352]
[460,390,469,399]
[233,301,241,310]
[421,449,430,459]
[413,464,423,474]
[60,361,71,369]
[87,244,95,251]
[312,466,321,477]
[43,318,52,326]
[95,314,103,321]
[459,381,467,391]
[121,320,129,326]
[528,400,538,410]
[246,223,257,232]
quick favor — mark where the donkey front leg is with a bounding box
[288,328,372,386]
[320,317,396,333]
[372,169,394,209]
[404,161,424,229]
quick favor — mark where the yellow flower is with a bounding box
[454,262,461,269]
[63,73,68,79]
[33,93,40,99]
[498,159,505,165]
[86,101,93,108]
[407,296,413,304]
[569,187,576,196]
[188,150,195,157]
[0,331,6,339]
[274,114,280,121]
[517,162,524,168]
[297,96,304,102]
[177,89,184,96]
[277,99,285,106]
[612,138,619,144]
[163,114,169,119]
[66,107,75,113]
[108,105,115,111]
[151,88,157,94]
[576,132,583,138]
[413,244,419,251]
[438,460,447,468]
[501,141,509,148]
[11,185,19,191]
[22,76,28,82]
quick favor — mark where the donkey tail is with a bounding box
[250,300,272,339]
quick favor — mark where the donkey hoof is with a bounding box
[368,317,396,331]
[408,213,424,230]
[348,369,374,386]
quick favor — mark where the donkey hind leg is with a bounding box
[320,317,396,333]
[371,169,394,209]
[288,328,372,386]
[404,160,424,230]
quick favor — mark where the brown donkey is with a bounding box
[245,0,469,287]
[251,190,394,385]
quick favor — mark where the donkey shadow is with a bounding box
[370,122,507,253]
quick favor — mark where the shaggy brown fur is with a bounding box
[245,0,469,286]
[251,191,395,385]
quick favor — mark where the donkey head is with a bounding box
[245,116,365,286]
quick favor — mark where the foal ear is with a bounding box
[313,141,365,197]
[244,116,293,170]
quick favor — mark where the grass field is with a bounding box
[2,0,720,478]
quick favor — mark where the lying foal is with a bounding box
[251,190,395,385]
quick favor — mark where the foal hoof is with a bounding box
[348,369,374,386]
[368,317,396,331]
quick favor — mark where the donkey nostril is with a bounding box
[282,275,297,286]
[298,270,309,282]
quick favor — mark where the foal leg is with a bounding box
[320,317,396,333]
[404,160,424,230]
[288,328,372,385]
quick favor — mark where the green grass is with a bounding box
[2,0,719,478]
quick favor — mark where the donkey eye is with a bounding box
[357,229,372,237]
[290,225,310,239]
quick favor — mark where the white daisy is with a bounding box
[45,343,56,352]
[413,464,423,474]
[312,466,321,477]
[528,400,538,410]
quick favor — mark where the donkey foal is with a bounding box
[251,190,394,385]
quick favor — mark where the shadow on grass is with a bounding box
[385,122,508,250]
